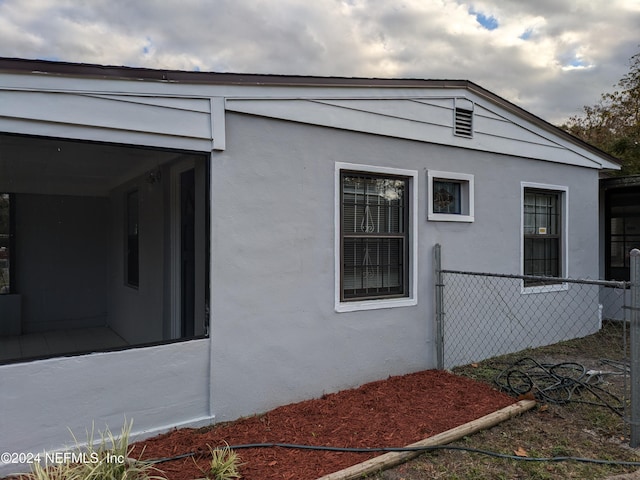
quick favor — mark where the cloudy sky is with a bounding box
[0,0,638,124]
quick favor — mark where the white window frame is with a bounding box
[428,170,475,222]
[335,162,418,313]
[520,182,569,294]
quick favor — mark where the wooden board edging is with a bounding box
[315,399,537,480]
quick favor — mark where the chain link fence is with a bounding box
[433,244,629,370]
[436,271,628,370]
[433,244,640,445]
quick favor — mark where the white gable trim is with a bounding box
[0,66,619,170]
[0,88,214,152]
[226,97,617,170]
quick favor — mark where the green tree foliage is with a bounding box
[563,51,640,174]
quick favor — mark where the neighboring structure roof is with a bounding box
[601,174,640,189]
[0,57,621,170]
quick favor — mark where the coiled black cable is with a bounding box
[494,357,625,414]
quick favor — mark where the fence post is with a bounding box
[630,249,640,447]
[434,244,444,370]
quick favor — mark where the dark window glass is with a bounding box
[606,188,640,281]
[523,190,561,286]
[433,180,461,214]
[341,173,409,300]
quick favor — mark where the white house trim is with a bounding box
[520,181,569,294]
[427,170,475,222]
[334,162,419,313]
[210,97,226,151]
[0,62,620,171]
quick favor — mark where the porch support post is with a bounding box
[210,97,226,151]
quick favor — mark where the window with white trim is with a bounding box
[428,171,474,222]
[335,163,418,312]
[521,183,567,290]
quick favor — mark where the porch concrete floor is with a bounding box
[0,326,128,362]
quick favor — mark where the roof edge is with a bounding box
[0,56,470,88]
[464,80,621,169]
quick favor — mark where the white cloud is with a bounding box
[0,0,638,124]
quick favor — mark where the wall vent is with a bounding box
[454,107,474,138]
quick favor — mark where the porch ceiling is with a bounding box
[0,133,184,196]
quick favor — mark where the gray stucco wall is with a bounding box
[1,338,212,472]
[209,113,601,421]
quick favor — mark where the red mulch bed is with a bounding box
[131,370,515,480]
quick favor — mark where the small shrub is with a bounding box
[196,444,242,480]
[18,420,166,480]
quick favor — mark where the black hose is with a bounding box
[145,442,640,467]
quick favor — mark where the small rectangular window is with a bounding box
[428,171,474,222]
[0,193,13,294]
[126,190,139,288]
